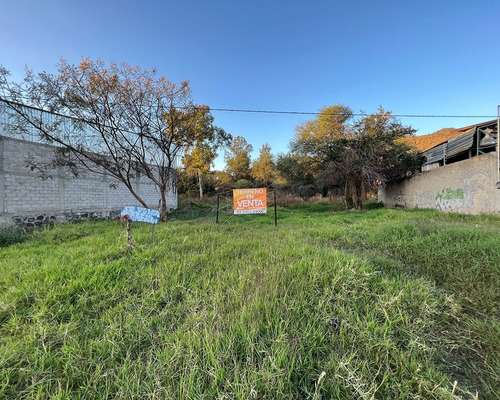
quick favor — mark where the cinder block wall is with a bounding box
[379,152,500,214]
[0,136,177,226]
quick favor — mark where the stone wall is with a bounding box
[379,152,500,214]
[0,136,177,226]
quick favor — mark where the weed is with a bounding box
[363,201,385,210]
[0,226,26,247]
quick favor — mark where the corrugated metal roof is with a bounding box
[424,143,447,164]
[415,119,497,166]
[406,128,461,152]
[446,128,475,159]
[406,119,497,153]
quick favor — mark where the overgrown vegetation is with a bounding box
[178,105,424,208]
[1,207,499,399]
[0,226,26,247]
[278,106,424,207]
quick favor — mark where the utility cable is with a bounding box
[207,107,497,119]
[1,97,497,120]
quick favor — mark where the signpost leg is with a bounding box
[216,194,220,224]
[126,218,132,247]
[120,207,160,247]
[274,190,277,227]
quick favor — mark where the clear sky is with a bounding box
[1,0,499,169]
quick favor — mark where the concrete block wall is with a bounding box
[0,136,177,226]
[379,152,500,214]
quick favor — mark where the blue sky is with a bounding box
[1,0,499,169]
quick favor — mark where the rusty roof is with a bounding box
[407,120,497,152]
[406,128,463,152]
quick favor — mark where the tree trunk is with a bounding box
[361,179,366,204]
[356,182,363,209]
[344,182,354,209]
[198,171,203,200]
[123,181,149,210]
[160,187,168,222]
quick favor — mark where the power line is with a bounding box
[208,107,497,119]
[1,96,496,119]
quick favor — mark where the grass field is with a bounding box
[1,206,499,399]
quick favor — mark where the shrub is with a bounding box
[275,192,304,207]
[0,226,26,247]
[234,179,256,189]
[364,201,385,210]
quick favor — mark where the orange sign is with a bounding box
[233,188,267,214]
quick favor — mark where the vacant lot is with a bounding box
[1,206,499,399]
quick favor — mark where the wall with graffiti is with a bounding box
[379,152,500,214]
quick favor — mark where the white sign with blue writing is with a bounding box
[121,206,160,224]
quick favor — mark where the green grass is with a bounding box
[0,207,499,399]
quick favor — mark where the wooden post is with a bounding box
[120,214,133,247]
[126,218,132,247]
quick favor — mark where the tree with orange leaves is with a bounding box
[0,58,226,221]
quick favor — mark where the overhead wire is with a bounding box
[206,107,498,119]
[1,97,496,120]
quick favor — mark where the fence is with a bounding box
[0,98,182,168]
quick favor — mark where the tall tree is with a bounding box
[292,104,353,160]
[324,108,424,207]
[182,106,230,200]
[287,105,424,207]
[276,153,317,198]
[0,58,225,220]
[251,143,276,186]
[281,105,353,196]
[224,136,253,181]
[182,145,215,200]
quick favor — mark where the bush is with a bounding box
[234,179,256,189]
[275,192,304,207]
[363,201,385,210]
[0,226,26,247]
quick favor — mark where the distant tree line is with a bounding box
[180,104,424,208]
[0,56,423,212]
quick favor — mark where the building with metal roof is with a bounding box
[379,120,499,214]
[408,120,498,171]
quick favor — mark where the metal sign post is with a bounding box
[274,189,277,227]
[216,193,220,224]
[120,206,160,246]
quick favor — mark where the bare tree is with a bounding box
[0,58,225,220]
